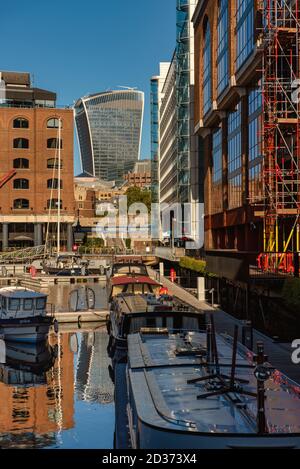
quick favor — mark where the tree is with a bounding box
[125,186,151,212]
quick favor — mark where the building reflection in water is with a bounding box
[75,329,114,405]
[0,333,74,448]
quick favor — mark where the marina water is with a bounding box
[0,282,115,449]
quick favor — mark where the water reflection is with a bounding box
[0,327,114,449]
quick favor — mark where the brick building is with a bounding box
[0,71,75,250]
[193,1,264,276]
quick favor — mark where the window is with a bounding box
[23,299,33,311]
[236,0,254,70]
[13,138,29,149]
[47,199,62,209]
[13,118,29,129]
[13,199,29,209]
[13,178,29,189]
[203,19,212,115]
[36,298,46,310]
[217,0,229,95]
[47,138,62,149]
[228,102,242,209]
[47,118,62,129]
[248,87,263,203]
[47,158,63,169]
[211,128,223,214]
[13,158,29,169]
[47,178,63,189]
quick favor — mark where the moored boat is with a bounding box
[115,322,300,449]
[108,276,162,303]
[0,287,53,343]
[107,292,204,365]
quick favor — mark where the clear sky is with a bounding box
[1,0,176,174]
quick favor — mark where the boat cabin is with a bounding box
[109,276,161,301]
[109,262,148,278]
[0,288,48,320]
[110,294,204,341]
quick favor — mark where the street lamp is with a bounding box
[171,218,177,252]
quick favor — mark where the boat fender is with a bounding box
[78,315,82,328]
[54,320,59,334]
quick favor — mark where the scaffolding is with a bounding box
[259,0,300,274]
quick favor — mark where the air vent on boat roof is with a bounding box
[140,327,169,335]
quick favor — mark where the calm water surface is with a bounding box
[0,282,115,449]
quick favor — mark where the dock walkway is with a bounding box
[148,268,300,384]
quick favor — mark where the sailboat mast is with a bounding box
[57,118,61,254]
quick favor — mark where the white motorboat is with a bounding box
[0,287,53,343]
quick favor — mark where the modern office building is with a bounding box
[0,71,75,251]
[159,54,177,207]
[193,0,300,278]
[74,90,144,185]
[150,64,170,204]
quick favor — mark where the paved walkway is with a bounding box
[148,268,300,384]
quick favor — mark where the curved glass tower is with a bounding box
[75,90,144,184]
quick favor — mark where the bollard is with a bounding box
[197,277,205,302]
[242,320,253,351]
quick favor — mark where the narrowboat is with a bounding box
[107,293,204,364]
[114,323,300,449]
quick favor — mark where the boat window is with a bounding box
[23,298,33,311]
[36,298,46,310]
[9,298,20,310]
[1,297,6,309]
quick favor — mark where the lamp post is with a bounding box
[171,217,177,252]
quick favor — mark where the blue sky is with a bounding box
[1,0,176,174]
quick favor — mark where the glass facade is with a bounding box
[176,0,191,203]
[212,128,223,214]
[248,87,263,203]
[203,20,212,115]
[75,90,144,184]
[150,78,159,203]
[228,102,242,209]
[217,0,229,96]
[236,0,254,70]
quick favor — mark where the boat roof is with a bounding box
[111,276,160,287]
[0,287,47,299]
[127,331,300,436]
[112,294,178,315]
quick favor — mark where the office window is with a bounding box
[211,128,223,214]
[47,138,62,149]
[228,102,242,209]
[203,19,212,115]
[47,158,63,169]
[236,0,254,70]
[13,178,29,189]
[217,0,229,95]
[47,118,62,129]
[13,158,29,169]
[13,199,29,209]
[47,199,62,209]
[248,88,263,203]
[13,118,29,129]
[13,138,29,149]
[47,178,63,189]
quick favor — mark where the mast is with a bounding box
[57,118,61,254]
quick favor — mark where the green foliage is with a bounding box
[83,238,104,248]
[179,257,207,275]
[282,277,300,310]
[125,186,152,212]
[125,238,131,249]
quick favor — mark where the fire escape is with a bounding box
[258,0,300,274]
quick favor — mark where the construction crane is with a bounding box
[257,0,300,275]
[0,169,16,189]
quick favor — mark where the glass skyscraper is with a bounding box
[74,90,144,184]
